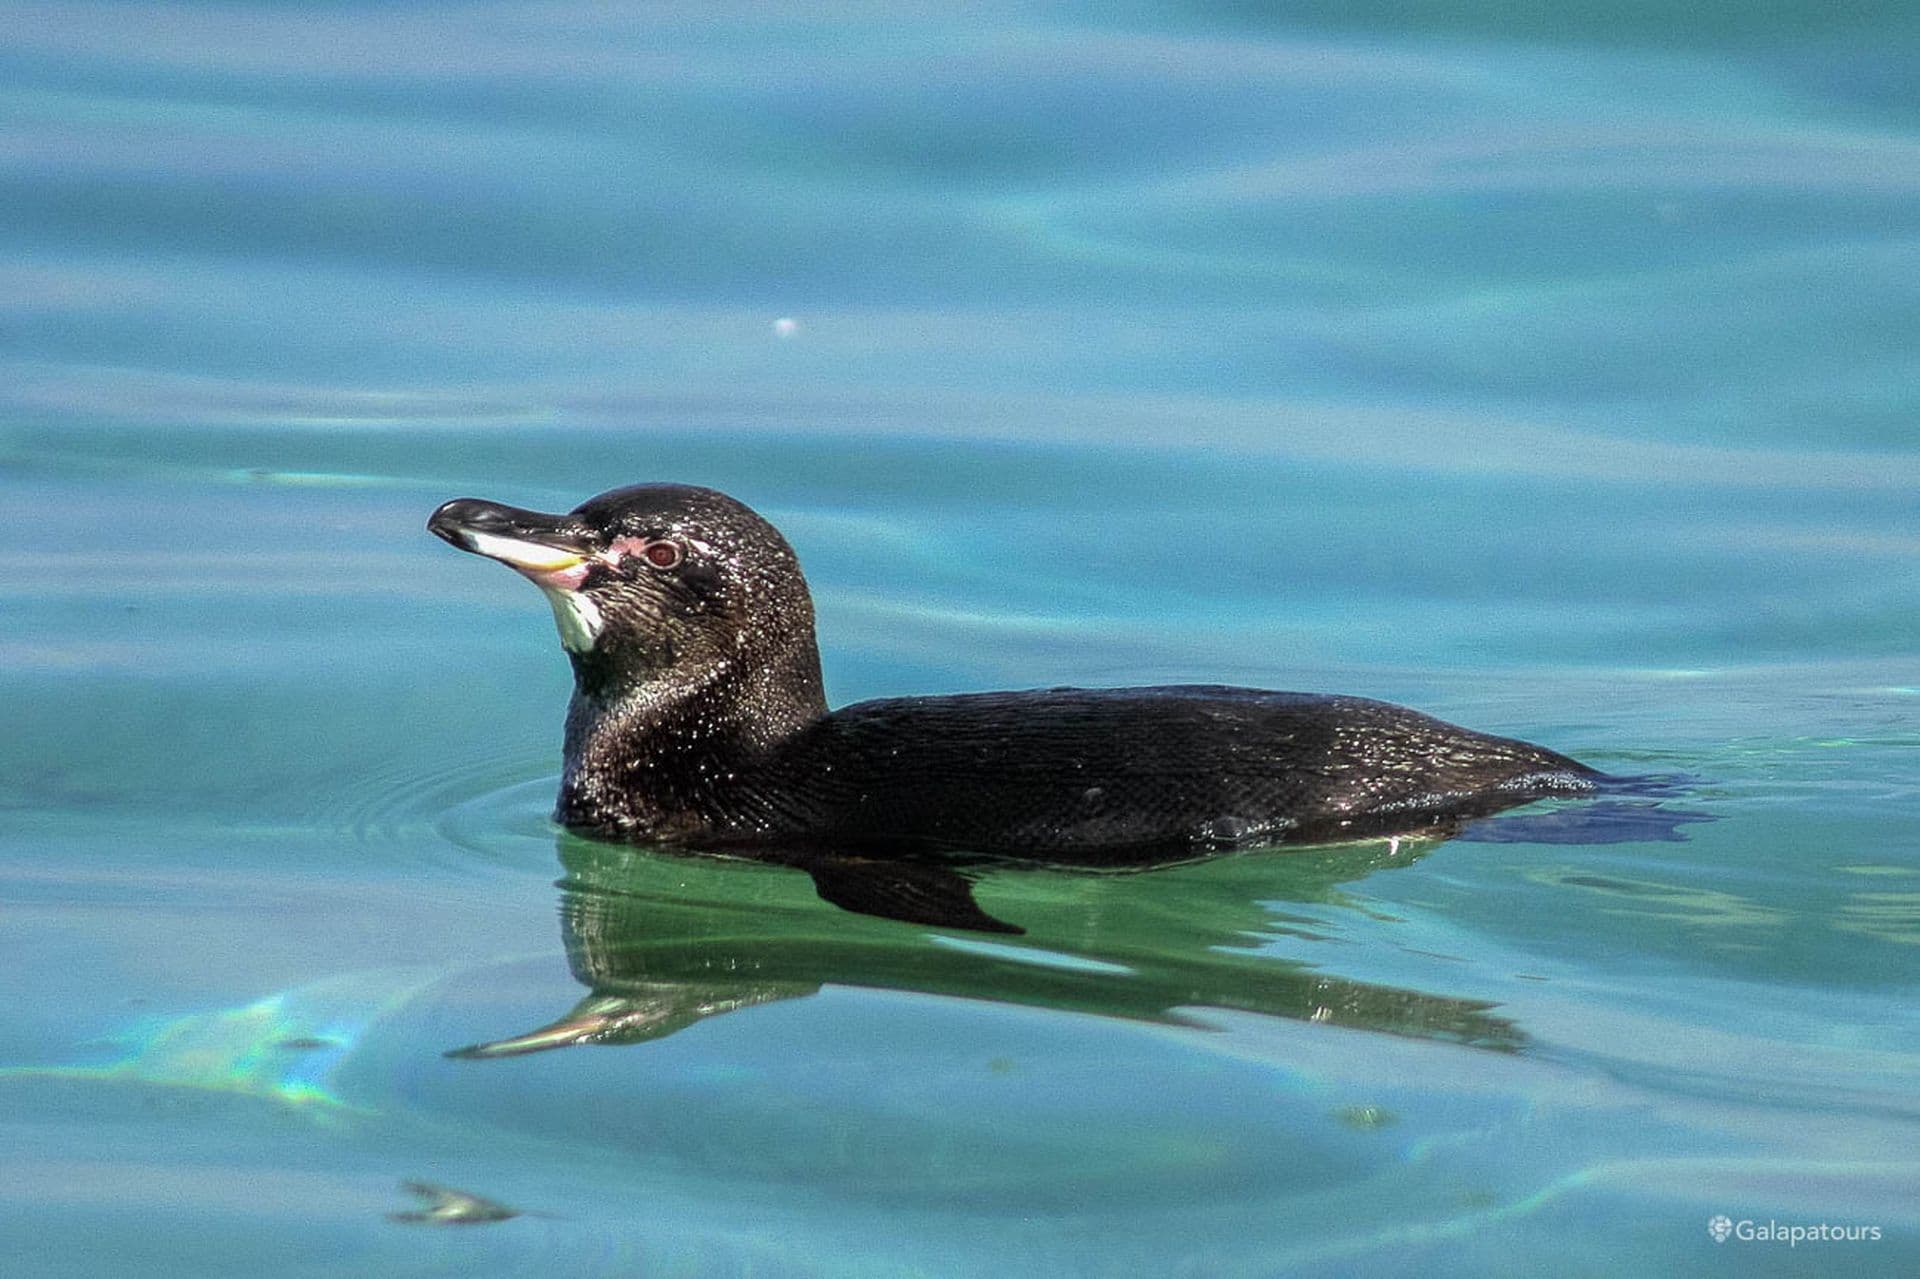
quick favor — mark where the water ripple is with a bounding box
[313,749,559,878]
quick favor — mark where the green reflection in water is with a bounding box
[1521,864,1788,929]
[1835,892,1920,945]
[451,831,1526,1058]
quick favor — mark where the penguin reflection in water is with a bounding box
[447,833,1523,1059]
[429,484,1695,936]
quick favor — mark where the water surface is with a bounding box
[2,3,1917,1275]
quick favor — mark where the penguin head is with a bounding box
[429,484,820,699]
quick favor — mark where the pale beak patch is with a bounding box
[463,530,588,575]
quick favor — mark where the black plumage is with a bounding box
[429,483,1598,877]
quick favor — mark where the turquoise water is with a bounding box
[4,3,1918,1275]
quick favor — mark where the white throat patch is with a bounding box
[541,587,604,652]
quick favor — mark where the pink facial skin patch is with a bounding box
[600,536,659,568]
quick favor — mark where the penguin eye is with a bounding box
[641,540,683,569]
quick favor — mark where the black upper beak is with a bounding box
[428,498,597,567]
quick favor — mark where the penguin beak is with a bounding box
[430,497,608,652]
[428,498,596,580]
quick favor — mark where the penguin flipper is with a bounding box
[803,855,1024,935]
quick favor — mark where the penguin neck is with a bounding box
[554,635,827,838]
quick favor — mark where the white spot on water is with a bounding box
[772,316,799,339]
